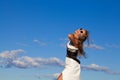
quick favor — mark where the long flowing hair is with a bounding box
[77,30,89,57]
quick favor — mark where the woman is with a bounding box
[57,28,89,80]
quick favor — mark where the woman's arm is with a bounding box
[68,34,79,48]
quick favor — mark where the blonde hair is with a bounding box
[77,30,89,57]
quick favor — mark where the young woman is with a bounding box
[57,28,89,80]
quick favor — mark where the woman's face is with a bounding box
[74,29,87,39]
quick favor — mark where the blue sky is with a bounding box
[0,0,120,80]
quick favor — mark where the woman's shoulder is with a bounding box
[67,41,78,50]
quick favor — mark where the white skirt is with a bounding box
[62,57,81,80]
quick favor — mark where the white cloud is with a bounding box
[0,49,25,59]
[0,49,25,68]
[0,49,64,68]
[81,64,108,71]
[45,73,60,80]
[105,44,120,48]
[33,39,47,46]
[0,49,119,75]
[16,42,30,47]
[59,38,105,50]
[12,56,64,68]
[84,44,104,50]
[81,64,120,75]
[35,73,60,80]
[59,37,105,50]
[60,43,105,50]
